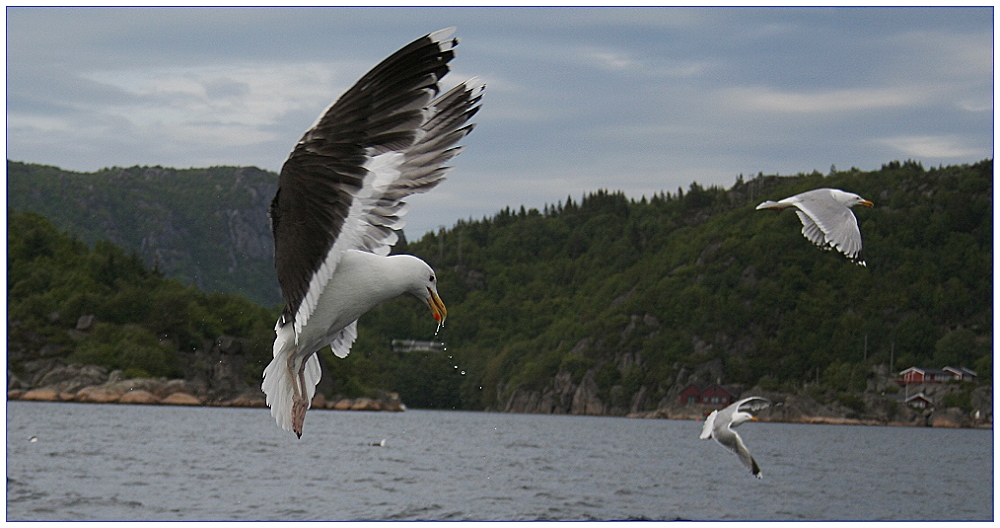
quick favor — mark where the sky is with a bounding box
[6,7,994,239]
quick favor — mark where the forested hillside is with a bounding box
[7,162,280,307]
[7,159,992,416]
[7,211,276,400]
[329,159,992,413]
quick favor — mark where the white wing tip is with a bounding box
[430,27,458,46]
[467,80,487,99]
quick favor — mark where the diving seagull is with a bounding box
[700,396,771,479]
[262,27,484,437]
[756,188,873,266]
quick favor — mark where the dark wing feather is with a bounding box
[358,81,484,245]
[269,28,459,324]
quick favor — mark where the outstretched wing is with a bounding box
[352,79,484,257]
[700,410,718,440]
[793,190,865,265]
[730,430,763,479]
[269,27,482,339]
[714,425,763,479]
[794,210,832,251]
[735,396,771,414]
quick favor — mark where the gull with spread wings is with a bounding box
[756,188,873,266]
[263,28,483,437]
[700,396,771,479]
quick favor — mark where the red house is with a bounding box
[905,392,933,410]
[899,367,949,384]
[899,366,977,384]
[943,366,977,382]
[679,385,701,405]
[679,384,736,406]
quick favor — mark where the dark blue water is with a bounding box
[5,401,993,520]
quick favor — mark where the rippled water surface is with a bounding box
[6,401,993,520]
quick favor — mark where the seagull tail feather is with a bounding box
[262,323,322,433]
[700,410,718,440]
[262,324,296,432]
[755,200,784,210]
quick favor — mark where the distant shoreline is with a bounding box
[8,390,990,430]
[7,388,404,413]
[625,408,992,429]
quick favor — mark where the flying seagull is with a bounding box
[756,188,873,266]
[700,396,771,479]
[262,27,484,437]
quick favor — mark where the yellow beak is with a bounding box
[860,199,874,208]
[427,287,448,325]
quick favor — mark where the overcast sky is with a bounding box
[6,7,994,238]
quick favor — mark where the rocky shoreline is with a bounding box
[495,362,992,430]
[6,364,405,413]
[6,364,990,429]
[624,405,991,429]
[10,386,987,429]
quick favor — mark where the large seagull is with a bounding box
[263,28,483,437]
[700,396,771,479]
[756,188,873,266]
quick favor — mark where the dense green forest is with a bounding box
[7,211,275,388]
[7,159,992,413]
[7,162,279,306]
[330,159,992,411]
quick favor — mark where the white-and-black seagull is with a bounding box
[700,396,771,479]
[756,188,873,266]
[262,27,484,437]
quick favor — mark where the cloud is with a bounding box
[88,62,339,117]
[62,62,371,158]
[583,48,712,79]
[876,135,986,159]
[885,30,994,80]
[956,99,993,113]
[719,85,923,114]
[584,49,640,72]
[5,8,992,239]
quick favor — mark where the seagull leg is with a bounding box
[291,398,307,439]
[287,353,308,438]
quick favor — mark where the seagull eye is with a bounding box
[429,274,436,282]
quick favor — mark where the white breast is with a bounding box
[294,250,399,357]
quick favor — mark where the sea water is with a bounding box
[5,401,993,520]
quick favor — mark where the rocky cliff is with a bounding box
[7,162,281,306]
[7,361,405,413]
[493,355,992,429]
[7,310,405,412]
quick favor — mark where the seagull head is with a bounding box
[400,256,448,328]
[731,410,757,427]
[833,189,874,209]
